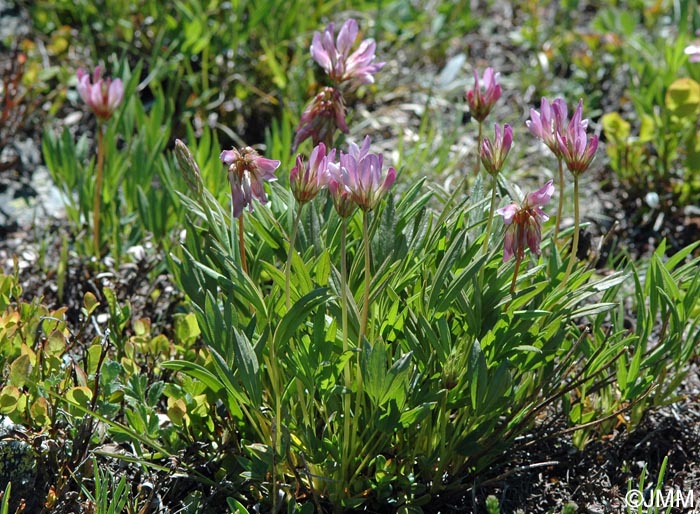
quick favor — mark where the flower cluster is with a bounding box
[685,30,700,63]
[290,143,335,204]
[497,181,555,262]
[220,146,281,218]
[465,67,502,123]
[329,136,396,213]
[311,19,385,88]
[528,98,598,176]
[526,97,569,156]
[292,87,348,152]
[76,67,124,120]
[481,123,513,176]
[221,137,395,220]
[556,100,599,176]
[294,19,384,152]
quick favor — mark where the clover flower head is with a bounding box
[481,123,513,176]
[220,146,280,218]
[686,46,700,63]
[337,136,396,212]
[293,86,348,152]
[556,100,599,176]
[497,180,554,262]
[327,161,356,218]
[291,143,335,204]
[465,67,502,123]
[311,18,385,88]
[76,66,124,120]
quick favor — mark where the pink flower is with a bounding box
[465,67,501,123]
[76,67,124,120]
[311,19,385,87]
[685,43,700,63]
[327,163,356,218]
[292,87,348,152]
[291,143,335,204]
[497,180,555,261]
[556,100,599,176]
[526,97,567,156]
[220,146,280,218]
[337,136,396,212]
[481,123,513,175]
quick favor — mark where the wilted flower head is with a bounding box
[76,66,124,120]
[526,97,572,156]
[481,123,513,176]
[497,180,554,262]
[336,136,396,212]
[556,100,599,176]
[291,143,335,204]
[311,19,385,87]
[293,86,348,152]
[220,146,280,218]
[465,67,502,123]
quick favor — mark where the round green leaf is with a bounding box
[602,112,631,141]
[665,78,700,117]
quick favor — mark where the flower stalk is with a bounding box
[480,123,513,252]
[285,203,302,309]
[92,126,105,257]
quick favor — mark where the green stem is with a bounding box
[339,220,353,494]
[474,121,483,176]
[270,336,282,512]
[286,204,302,310]
[562,175,580,287]
[92,125,105,258]
[238,215,248,274]
[554,156,564,244]
[431,389,450,492]
[360,211,371,342]
[482,174,498,253]
[510,248,523,297]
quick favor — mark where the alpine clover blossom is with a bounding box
[76,67,124,120]
[292,86,348,152]
[686,43,700,63]
[220,146,280,218]
[526,97,571,157]
[686,30,700,63]
[336,135,396,212]
[465,67,502,123]
[556,100,599,176]
[481,123,513,176]
[290,142,335,204]
[497,180,555,262]
[311,19,385,87]
[327,163,356,219]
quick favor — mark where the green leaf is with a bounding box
[227,497,250,514]
[10,354,32,388]
[66,386,93,407]
[274,288,330,348]
[83,292,100,316]
[399,402,436,428]
[358,342,412,410]
[602,112,631,141]
[314,250,331,286]
[0,386,19,414]
[665,78,700,117]
[160,360,224,393]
